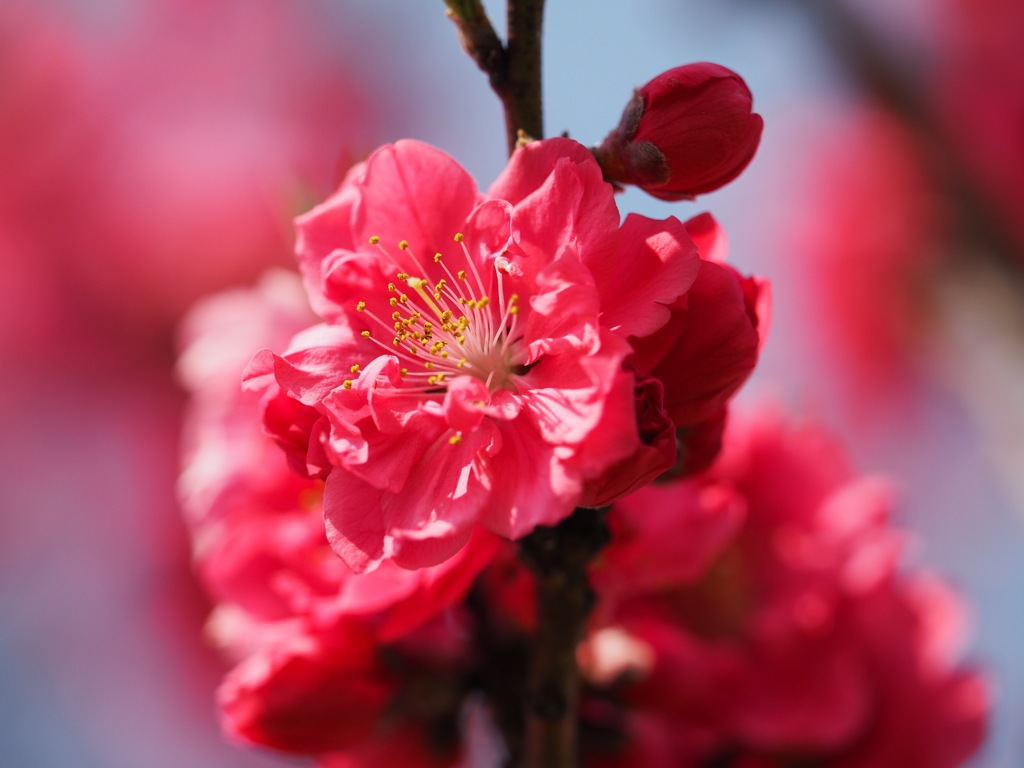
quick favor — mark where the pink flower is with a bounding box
[793,110,941,402]
[582,409,988,766]
[178,275,506,764]
[630,213,769,477]
[594,63,764,200]
[0,0,382,355]
[247,137,765,572]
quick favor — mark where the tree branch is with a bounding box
[518,507,609,768]
[444,0,509,98]
[505,0,546,152]
[444,0,546,155]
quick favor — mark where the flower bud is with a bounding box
[594,63,763,200]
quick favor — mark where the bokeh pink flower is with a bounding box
[180,283,987,766]
[581,411,989,767]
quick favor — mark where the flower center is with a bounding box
[347,233,526,395]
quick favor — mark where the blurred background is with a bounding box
[1,0,1021,765]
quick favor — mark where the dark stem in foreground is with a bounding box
[444,0,546,154]
[519,508,610,768]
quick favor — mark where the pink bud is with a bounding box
[594,63,763,200]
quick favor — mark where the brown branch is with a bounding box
[444,0,545,155]
[504,0,546,152]
[444,1,509,98]
[518,507,609,768]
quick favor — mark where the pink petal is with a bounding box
[597,213,701,339]
[647,259,763,427]
[294,164,365,319]
[481,420,581,538]
[683,211,729,264]
[352,140,480,257]
[489,137,620,269]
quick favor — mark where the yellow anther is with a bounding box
[392,311,401,320]
[457,270,467,280]
[424,361,434,369]
[440,351,449,358]
[356,301,366,312]
[399,294,409,303]
[441,310,453,322]
[400,368,408,377]
[343,380,353,390]
[433,253,442,263]
[397,272,409,281]
[434,293,442,300]
[350,364,360,374]
[510,306,519,314]
[361,330,371,338]
[454,233,464,242]
[369,235,380,245]
[398,240,409,250]
[390,298,399,307]
[387,282,397,292]
[477,296,490,308]
[428,375,439,385]
[449,434,463,445]
[457,358,467,368]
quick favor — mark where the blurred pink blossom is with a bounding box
[0,0,378,362]
[582,410,989,767]
[179,272,502,764]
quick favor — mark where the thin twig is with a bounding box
[504,0,546,152]
[444,0,546,154]
[444,0,509,98]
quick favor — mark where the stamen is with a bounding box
[351,230,527,399]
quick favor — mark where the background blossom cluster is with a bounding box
[179,272,987,766]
